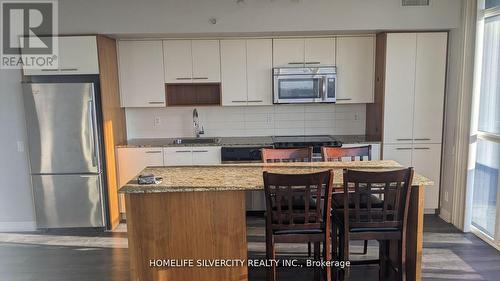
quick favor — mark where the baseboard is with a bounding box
[0,221,36,232]
[424,208,437,215]
[439,208,452,223]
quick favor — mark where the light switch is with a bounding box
[154,116,161,126]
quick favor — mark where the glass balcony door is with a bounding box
[468,1,500,248]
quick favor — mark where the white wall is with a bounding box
[0,0,464,230]
[126,104,366,139]
[0,69,36,231]
[58,0,462,36]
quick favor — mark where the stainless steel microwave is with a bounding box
[273,66,336,104]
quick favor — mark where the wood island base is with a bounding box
[125,191,248,281]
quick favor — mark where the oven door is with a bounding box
[273,75,325,103]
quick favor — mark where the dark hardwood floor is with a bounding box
[0,215,498,281]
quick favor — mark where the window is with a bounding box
[469,0,500,246]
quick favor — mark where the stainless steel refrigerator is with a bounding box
[22,82,106,229]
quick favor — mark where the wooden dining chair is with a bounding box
[263,170,334,281]
[262,147,313,163]
[261,147,315,256]
[321,145,372,162]
[332,168,414,281]
[322,145,372,255]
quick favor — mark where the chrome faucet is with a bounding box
[193,108,204,138]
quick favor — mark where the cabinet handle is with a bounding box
[176,77,192,80]
[288,62,304,65]
[146,151,162,154]
[247,100,263,103]
[336,98,352,101]
[193,77,208,80]
[41,69,58,72]
[231,100,247,103]
[305,61,321,64]
[148,101,165,104]
[396,147,412,150]
[396,138,413,141]
[193,150,209,153]
[414,138,431,141]
[175,150,191,153]
[414,147,430,150]
[60,68,79,71]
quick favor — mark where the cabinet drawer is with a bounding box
[192,146,221,165]
[163,148,193,166]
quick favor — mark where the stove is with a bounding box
[272,135,342,154]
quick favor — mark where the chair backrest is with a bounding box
[263,170,334,232]
[340,168,414,231]
[261,147,313,163]
[321,145,372,162]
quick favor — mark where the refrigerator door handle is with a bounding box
[87,100,97,167]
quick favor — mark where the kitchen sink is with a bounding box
[172,138,220,144]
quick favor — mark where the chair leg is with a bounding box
[314,242,321,281]
[400,239,407,281]
[378,240,389,281]
[363,240,368,255]
[324,239,332,281]
[266,234,276,281]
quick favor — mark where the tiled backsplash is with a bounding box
[125,104,366,139]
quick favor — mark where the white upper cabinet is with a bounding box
[383,33,417,144]
[273,39,304,67]
[163,40,192,82]
[413,33,447,144]
[246,39,273,105]
[118,40,166,107]
[23,36,99,76]
[304,38,335,66]
[221,39,272,106]
[336,36,375,104]
[383,32,447,144]
[221,40,248,105]
[163,40,220,83]
[192,40,220,82]
[273,37,335,67]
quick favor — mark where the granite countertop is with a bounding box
[116,135,380,148]
[119,160,433,194]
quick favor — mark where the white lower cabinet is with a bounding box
[163,146,221,166]
[411,144,442,212]
[163,148,193,166]
[382,144,413,167]
[382,143,441,210]
[116,147,164,212]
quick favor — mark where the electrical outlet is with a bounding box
[17,141,24,152]
[444,191,449,202]
[154,116,161,127]
[354,113,359,120]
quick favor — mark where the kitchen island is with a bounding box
[120,160,432,281]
